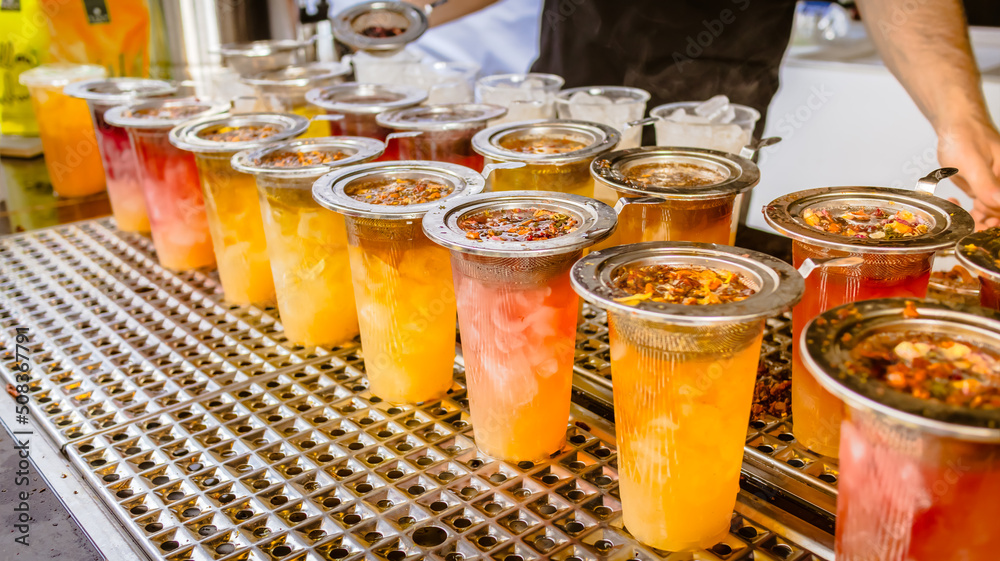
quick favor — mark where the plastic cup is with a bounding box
[472,120,619,199]
[555,86,650,149]
[18,63,107,198]
[765,182,974,458]
[956,227,1000,311]
[242,63,352,138]
[376,104,507,171]
[105,99,230,271]
[423,192,616,461]
[231,137,385,346]
[64,78,176,232]
[350,49,423,85]
[170,113,309,305]
[415,61,479,104]
[475,73,564,125]
[650,101,759,154]
[571,242,803,551]
[305,83,427,141]
[592,147,759,243]
[313,161,485,403]
[802,298,1000,561]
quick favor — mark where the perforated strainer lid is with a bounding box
[231,137,385,179]
[571,242,803,326]
[305,83,427,115]
[332,1,428,54]
[169,113,309,154]
[764,187,973,254]
[591,147,759,200]
[803,298,1000,439]
[313,160,485,221]
[377,103,508,131]
[422,191,617,258]
[956,227,1000,282]
[64,78,176,103]
[472,120,621,166]
[105,98,230,130]
[242,62,352,89]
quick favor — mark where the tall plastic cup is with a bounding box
[375,103,507,171]
[474,73,564,124]
[423,192,617,461]
[305,83,427,141]
[802,298,1000,561]
[650,101,760,154]
[231,137,385,346]
[571,242,803,551]
[242,63,351,138]
[170,113,309,305]
[313,161,485,403]
[956,227,1000,311]
[64,78,176,232]
[555,86,650,149]
[18,63,107,198]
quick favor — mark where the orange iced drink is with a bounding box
[571,243,803,551]
[170,113,309,305]
[313,161,485,403]
[19,63,107,198]
[232,138,385,346]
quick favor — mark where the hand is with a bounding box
[936,116,1000,229]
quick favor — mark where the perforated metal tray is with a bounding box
[0,219,833,560]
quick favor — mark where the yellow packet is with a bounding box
[40,0,150,77]
[0,0,50,135]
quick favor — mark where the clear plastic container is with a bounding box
[18,63,108,198]
[64,78,176,232]
[765,182,974,458]
[927,248,980,307]
[170,113,309,305]
[242,62,351,138]
[313,161,485,403]
[105,98,230,271]
[350,49,423,85]
[424,192,616,461]
[475,73,564,125]
[555,86,650,149]
[472,120,619,199]
[416,61,479,104]
[651,101,760,154]
[802,298,1000,561]
[572,243,803,551]
[376,103,507,171]
[305,83,427,141]
[231,137,385,346]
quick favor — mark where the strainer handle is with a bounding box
[311,114,346,123]
[740,137,781,160]
[914,167,958,195]
[613,196,664,215]
[424,0,450,14]
[481,161,525,181]
[231,95,258,114]
[624,116,657,130]
[797,256,864,278]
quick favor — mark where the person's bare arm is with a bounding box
[856,0,1000,226]
[404,0,500,27]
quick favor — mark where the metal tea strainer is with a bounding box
[332,1,448,55]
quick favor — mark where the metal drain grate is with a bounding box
[572,305,840,517]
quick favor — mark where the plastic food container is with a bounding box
[475,73,564,124]
[105,98,230,271]
[219,39,314,78]
[376,103,507,171]
[764,171,974,458]
[555,86,650,149]
[305,83,427,141]
[472,120,620,199]
[423,191,616,461]
[802,298,1000,561]
[18,63,108,198]
[64,78,176,232]
[592,146,760,243]
[170,113,309,305]
[956,227,1000,311]
[313,161,485,403]
[571,242,803,551]
[650,100,760,154]
[242,62,352,138]
[231,137,385,346]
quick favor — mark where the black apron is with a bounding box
[530,0,799,140]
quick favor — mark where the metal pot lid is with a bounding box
[591,146,759,200]
[763,186,973,254]
[105,98,231,130]
[956,227,1000,282]
[232,137,385,179]
[305,83,428,115]
[376,103,508,131]
[422,191,617,258]
[168,113,309,154]
[63,78,176,103]
[803,297,1000,439]
[472,120,621,165]
[219,39,313,58]
[332,1,428,54]
[242,62,352,88]
[571,242,803,326]
[313,160,485,221]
